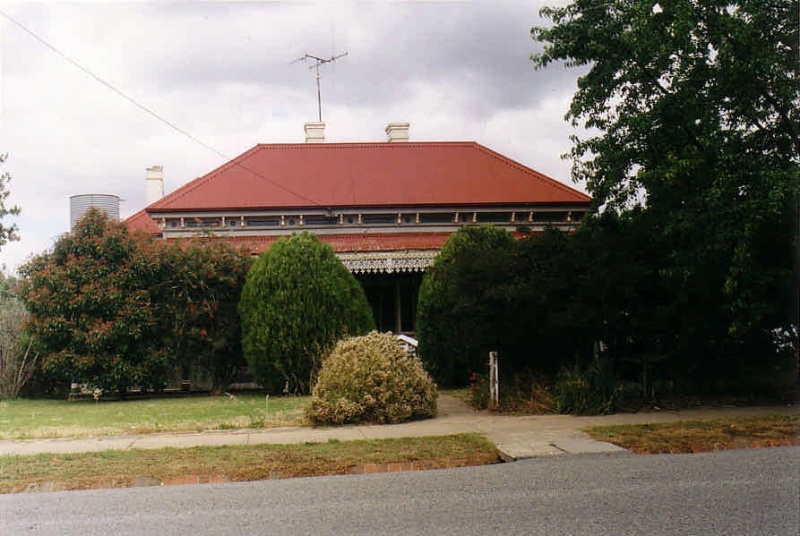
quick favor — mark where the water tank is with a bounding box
[69,194,121,230]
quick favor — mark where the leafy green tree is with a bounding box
[417,225,604,389]
[571,211,673,397]
[416,226,517,387]
[532,0,798,395]
[533,0,798,210]
[509,227,591,376]
[238,232,374,393]
[0,153,20,250]
[19,209,165,396]
[152,240,251,394]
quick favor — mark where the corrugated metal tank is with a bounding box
[69,194,121,230]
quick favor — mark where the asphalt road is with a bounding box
[2,447,798,535]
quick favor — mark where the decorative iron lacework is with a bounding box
[338,250,439,274]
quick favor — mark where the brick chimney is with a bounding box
[385,122,410,142]
[304,122,325,143]
[145,165,164,205]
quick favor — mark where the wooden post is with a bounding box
[488,351,499,410]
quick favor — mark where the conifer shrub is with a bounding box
[238,232,374,394]
[306,331,438,425]
[416,225,516,387]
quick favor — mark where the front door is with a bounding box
[356,272,423,334]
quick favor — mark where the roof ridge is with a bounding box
[148,145,263,210]
[123,208,161,234]
[149,144,325,210]
[122,207,147,222]
[471,142,590,202]
[254,141,475,149]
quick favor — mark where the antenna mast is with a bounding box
[289,52,348,122]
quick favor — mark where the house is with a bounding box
[125,122,591,333]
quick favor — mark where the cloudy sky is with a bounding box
[0,0,581,274]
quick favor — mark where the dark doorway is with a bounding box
[356,272,424,334]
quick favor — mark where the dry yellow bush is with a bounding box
[307,331,438,425]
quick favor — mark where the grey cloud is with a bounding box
[0,0,581,273]
[133,2,578,116]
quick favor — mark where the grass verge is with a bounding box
[0,433,500,494]
[0,394,308,440]
[584,415,800,454]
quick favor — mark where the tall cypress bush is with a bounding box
[238,232,374,393]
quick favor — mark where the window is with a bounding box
[304,215,338,226]
[535,212,567,223]
[361,214,396,225]
[246,217,280,227]
[477,212,512,224]
[183,218,221,228]
[419,213,453,225]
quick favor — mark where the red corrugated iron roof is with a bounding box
[147,142,590,213]
[192,232,451,256]
[125,209,161,234]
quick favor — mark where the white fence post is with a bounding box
[488,351,499,410]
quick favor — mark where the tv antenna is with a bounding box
[289,52,348,122]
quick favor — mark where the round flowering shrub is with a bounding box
[306,331,438,425]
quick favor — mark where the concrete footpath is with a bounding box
[1,396,797,461]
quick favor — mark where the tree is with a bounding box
[569,210,673,398]
[0,293,37,399]
[416,225,517,387]
[509,226,593,376]
[151,239,251,394]
[238,232,375,393]
[532,1,799,395]
[416,225,605,388]
[19,209,165,396]
[533,0,798,210]
[0,153,21,250]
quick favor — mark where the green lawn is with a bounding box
[0,393,308,440]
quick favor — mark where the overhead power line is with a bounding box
[0,9,323,207]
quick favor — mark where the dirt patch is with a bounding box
[436,394,480,417]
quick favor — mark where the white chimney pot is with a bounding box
[304,122,326,143]
[145,165,164,205]
[385,122,410,142]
